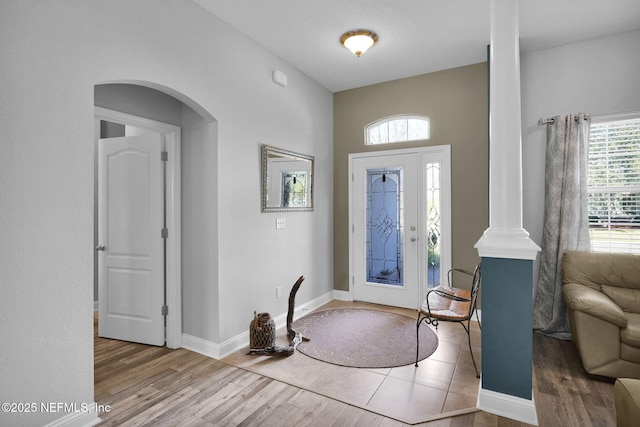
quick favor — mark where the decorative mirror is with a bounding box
[262,144,314,212]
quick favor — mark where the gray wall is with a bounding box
[0,1,332,425]
[521,29,640,287]
[180,104,220,341]
[333,63,489,296]
[95,84,184,126]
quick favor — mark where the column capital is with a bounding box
[474,227,541,260]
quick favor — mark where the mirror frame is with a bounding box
[261,144,314,212]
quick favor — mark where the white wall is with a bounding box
[181,104,221,342]
[0,1,332,425]
[521,30,640,284]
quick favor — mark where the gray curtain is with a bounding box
[533,113,591,339]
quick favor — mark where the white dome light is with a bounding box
[340,30,378,58]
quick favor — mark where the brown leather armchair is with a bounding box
[562,250,640,379]
[616,378,640,427]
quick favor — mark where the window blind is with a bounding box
[588,117,640,254]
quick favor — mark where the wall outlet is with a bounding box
[276,286,282,298]
[276,218,286,229]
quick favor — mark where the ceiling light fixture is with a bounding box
[340,29,378,58]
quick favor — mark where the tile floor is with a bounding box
[221,300,482,424]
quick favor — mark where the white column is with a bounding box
[475,1,540,424]
[475,0,540,261]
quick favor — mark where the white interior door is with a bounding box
[352,153,420,309]
[97,133,165,346]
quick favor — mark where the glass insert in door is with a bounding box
[366,167,404,286]
[426,162,441,287]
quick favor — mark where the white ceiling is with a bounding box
[193,0,640,93]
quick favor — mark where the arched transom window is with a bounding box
[365,115,430,145]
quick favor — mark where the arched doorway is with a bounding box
[93,82,217,350]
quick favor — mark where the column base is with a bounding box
[477,384,539,426]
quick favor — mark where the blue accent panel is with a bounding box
[481,257,533,400]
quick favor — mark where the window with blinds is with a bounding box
[588,116,640,254]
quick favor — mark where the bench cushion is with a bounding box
[421,287,471,321]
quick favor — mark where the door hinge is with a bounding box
[161,151,168,162]
[162,305,168,316]
[352,224,354,233]
[161,228,168,238]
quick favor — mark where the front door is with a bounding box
[350,147,451,309]
[352,153,419,309]
[97,133,165,346]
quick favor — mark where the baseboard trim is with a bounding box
[182,290,335,360]
[42,405,101,427]
[332,289,352,301]
[476,385,538,426]
[181,291,478,361]
[182,333,222,359]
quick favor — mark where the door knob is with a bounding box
[96,244,106,251]
[410,237,417,242]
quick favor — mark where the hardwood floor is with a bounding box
[94,306,616,426]
[531,333,616,427]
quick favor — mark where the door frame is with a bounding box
[94,106,182,348]
[348,145,452,307]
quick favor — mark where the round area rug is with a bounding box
[292,308,438,368]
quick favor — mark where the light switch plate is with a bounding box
[276,218,286,229]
